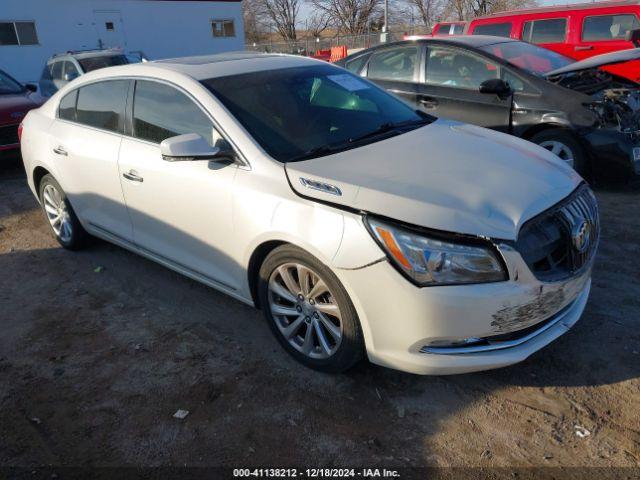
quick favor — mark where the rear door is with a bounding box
[575,11,639,59]
[48,80,133,241]
[417,44,511,131]
[362,44,421,106]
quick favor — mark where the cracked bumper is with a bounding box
[335,247,592,375]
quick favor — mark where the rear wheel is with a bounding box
[258,245,364,373]
[530,129,588,176]
[39,174,88,250]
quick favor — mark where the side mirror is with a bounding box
[24,83,38,93]
[160,133,221,162]
[479,78,513,99]
[64,72,79,82]
[626,28,640,47]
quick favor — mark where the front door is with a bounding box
[117,80,240,290]
[418,45,511,131]
[93,10,127,49]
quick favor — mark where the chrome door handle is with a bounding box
[575,45,593,51]
[122,171,144,183]
[53,146,68,156]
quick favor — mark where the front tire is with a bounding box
[258,245,364,373]
[39,174,88,250]
[530,129,588,176]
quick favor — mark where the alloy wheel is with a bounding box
[42,184,73,243]
[539,140,575,168]
[268,262,343,359]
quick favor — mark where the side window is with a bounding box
[133,81,216,146]
[58,89,78,121]
[50,62,64,81]
[344,55,368,75]
[502,70,525,92]
[63,61,80,81]
[425,47,499,90]
[522,18,567,44]
[472,22,512,37]
[366,46,418,82]
[452,24,465,34]
[75,80,129,133]
[582,14,640,41]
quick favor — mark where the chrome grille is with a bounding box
[516,184,599,281]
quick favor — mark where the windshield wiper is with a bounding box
[287,117,433,162]
[347,118,433,144]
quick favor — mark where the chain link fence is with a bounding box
[245,26,430,56]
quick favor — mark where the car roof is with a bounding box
[49,49,127,62]
[472,0,640,18]
[146,52,326,80]
[354,35,519,55]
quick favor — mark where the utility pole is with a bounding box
[381,0,389,43]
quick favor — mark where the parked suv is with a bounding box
[39,49,147,97]
[466,0,640,82]
[20,53,597,375]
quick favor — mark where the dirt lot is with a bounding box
[0,158,639,477]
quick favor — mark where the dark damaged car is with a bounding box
[336,36,640,180]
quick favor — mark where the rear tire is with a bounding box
[38,174,89,250]
[530,129,589,177]
[258,244,364,373]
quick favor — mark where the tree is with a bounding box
[407,0,444,29]
[243,0,269,43]
[306,11,332,37]
[310,0,382,35]
[259,0,300,41]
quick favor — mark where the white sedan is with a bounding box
[19,52,599,375]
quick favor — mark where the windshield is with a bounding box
[479,41,574,75]
[201,65,430,162]
[0,70,24,95]
[78,54,133,73]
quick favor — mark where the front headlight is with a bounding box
[366,217,507,286]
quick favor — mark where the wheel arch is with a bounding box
[247,240,288,309]
[32,166,51,196]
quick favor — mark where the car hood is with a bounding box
[285,120,582,241]
[0,92,41,125]
[546,48,640,77]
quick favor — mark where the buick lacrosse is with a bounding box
[20,53,598,374]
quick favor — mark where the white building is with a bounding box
[0,0,244,82]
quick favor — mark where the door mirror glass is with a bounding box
[479,78,512,99]
[160,133,221,162]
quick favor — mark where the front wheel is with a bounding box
[258,245,364,373]
[530,129,589,176]
[39,174,89,250]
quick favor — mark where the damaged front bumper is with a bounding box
[582,128,640,176]
[334,244,592,375]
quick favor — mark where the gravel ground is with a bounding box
[0,158,639,477]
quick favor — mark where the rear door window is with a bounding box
[472,22,512,37]
[522,18,567,43]
[366,45,419,82]
[582,14,640,40]
[58,90,78,121]
[75,80,129,133]
[344,55,369,75]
